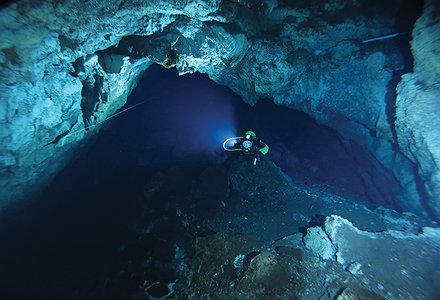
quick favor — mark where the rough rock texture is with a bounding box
[0,0,219,209]
[0,0,438,220]
[310,215,440,300]
[110,157,440,298]
[165,0,424,214]
[207,156,436,244]
[0,0,161,209]
[181,232,296,299]
[396,0,440,220]
[180,215,440,299]
[304,226,335,260]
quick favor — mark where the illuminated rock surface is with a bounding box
[321,215,440,299]
[396,0,440,220]
[179,214,440,299]
[143,159,438,299]
[1,144,439,298]
[1,0,439,221]
[1,2,440,299]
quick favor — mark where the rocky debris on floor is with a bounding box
[174,157,440,299]
[228,155,294,199]
[324,216,440,299]
[304,226,336,260]
[180,232,298,299]
[204,156,436,243]
[54,155,438,299]
[304,215,440,300]
[112,158,440,299]
[177,214,440,299]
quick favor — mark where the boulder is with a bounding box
[322,215,440,299]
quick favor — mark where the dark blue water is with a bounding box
[0,64,398,298]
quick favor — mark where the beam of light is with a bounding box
[207,122,237,149]
[137,67,238,165]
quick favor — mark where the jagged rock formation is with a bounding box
[0,0,439,220]
[111,156,440,298]
[396,0,440,220]
[1,140,438,298]
[178,215,440,299]
[304,215,440,299]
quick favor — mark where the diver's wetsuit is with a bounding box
[235,136,267,163]
[236,139,265,155]
[223,130,269,165]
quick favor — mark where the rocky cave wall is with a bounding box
[396,1,440,220]
[0,0,439,220]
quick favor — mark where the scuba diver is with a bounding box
[223,130,269,165]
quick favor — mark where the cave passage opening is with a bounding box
[83,63,402,207]
[0,63,404,298]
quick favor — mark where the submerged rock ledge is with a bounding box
[183,215,440,299]
[1,0,439,219]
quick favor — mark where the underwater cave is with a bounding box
[1,0,440,299]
